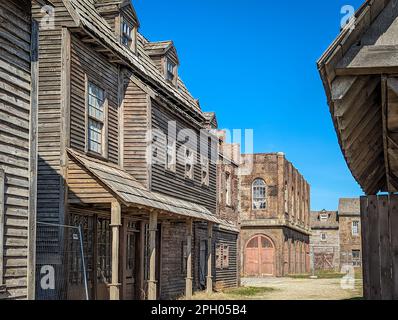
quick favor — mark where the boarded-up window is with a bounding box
[184,147,194,180]
[166,139,176,172]
[216,244,230,270]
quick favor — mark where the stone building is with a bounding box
[240,153,311,277]
[310,210,340,271]
[338,199,362,269]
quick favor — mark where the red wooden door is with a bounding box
[245,236,274,276]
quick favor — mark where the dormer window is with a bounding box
[166,59,176,83]
[122,21,132,47]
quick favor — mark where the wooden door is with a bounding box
[245,236,274,276]
[123,221,140,300]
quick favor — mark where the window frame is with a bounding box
[120,16,137,52]
[165,138,177,173]
[252,178,267,210]
[320,232,327,242]
[201,155,209,186]
[85,80,108,159]
[352,220,360,236]
[184,146,195,180]
[215,243,230,270]
[225,172,232,207]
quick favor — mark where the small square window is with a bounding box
[321,233,327,241]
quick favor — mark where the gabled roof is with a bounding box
[67,148,237,230]
[66,0,203,117]
[203,112,218,128]
[94,0,140,27]
[145,40,180,65]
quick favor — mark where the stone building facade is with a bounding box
[240,153,311,277]
[338,199,362,268]
[310,210,340,271]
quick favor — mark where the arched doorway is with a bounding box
[245,235,275,276]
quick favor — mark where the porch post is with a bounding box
[185,218,193,299]
[206,222,213,294]
[110,201,122,300]
[148,210,158,300]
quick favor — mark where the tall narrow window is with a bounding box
[184,147,194,180]
[252,178,266,210]
[165,139,176,172]
[352,221,359,236]
[121,21,132,47]
[166,59,176,82]
[225,172,231,206]
[215,244,230,270]
[87,82,105,155]
[201,155,209,186]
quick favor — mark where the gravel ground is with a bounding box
[192,277,363,300]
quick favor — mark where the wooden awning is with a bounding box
[67,148,237,230]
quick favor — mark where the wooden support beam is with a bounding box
[185,218,193,299]
[148,211,158,300]
[381,76,392,191]
[206,222,213,294]
[110,201,122,300]
[368,195,381,300]
[360,196,370,300]
[0,170,4,287]
[336,45,398,76]
[390,195,398,299]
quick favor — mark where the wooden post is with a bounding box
[148,211,158,300]
[368,195,381,300]
[390,195,398,299]
[360,196,370,300]
[206,222,213,294]
[0,170,5,286]
[110,201,122,300]
[185,219,193,299]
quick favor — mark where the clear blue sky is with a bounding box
[133,0,365,211]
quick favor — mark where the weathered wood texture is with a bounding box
[150,101,217,214]
[70,35,120,164]
[0,0,33,299]
[360,194,398,300]
[122,76,149,186]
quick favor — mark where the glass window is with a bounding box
[321,233,327,241]
[166,139,176,172]
[352,221,359,236]
[166,59,175,82]
[201,155,209,186]
[252,179,266,210]
[121,21,132,47]
[184,147,194,179]
[225,172,231,206]
[216,244,229,270]
[87,82,105,155]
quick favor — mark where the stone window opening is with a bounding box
[252,178,266,210]
[352,221,359,236]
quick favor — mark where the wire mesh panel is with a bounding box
[35,222,89,300]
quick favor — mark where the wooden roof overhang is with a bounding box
[63,0,205,125]
[66,148,238,231]
[317,0,398,195]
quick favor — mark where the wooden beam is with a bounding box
[185,218,193,299]
[0,169,5,287]
[206,222,213,294]
[336,45,398,76]
[360,196,370,300]
[110,201,122,300]
[381,76,392,191]
[390,195,398,299]
[368,195,381,300]
[148,211,158,300]
[27,20,39,300]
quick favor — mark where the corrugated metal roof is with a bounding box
[67,148,237,231]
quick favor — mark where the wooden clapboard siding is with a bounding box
[67,160,114,204]
[0,0,33,300]
[70,35,120,164]
[151,101,217,214]
[214,230,238,289]
[122,78,149,186]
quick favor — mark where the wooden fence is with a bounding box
[361,195,398,300]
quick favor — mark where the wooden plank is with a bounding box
[360,196,370,300]
[0,169,5,286]
[27,19,38,300]
[390,195,398,299]
[368,195,381,300]
[378,195,393,299]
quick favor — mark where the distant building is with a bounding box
[240,153,311,277]
[310,210,340,271]
[338,199,362,269]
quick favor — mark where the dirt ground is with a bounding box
[192,277,363,300]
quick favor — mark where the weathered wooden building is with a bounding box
[239,153,311,277]
[0,0,239,300]
[310,210,340,271]
[0,0,38,299]
[318,0,398,299]
[338,199,362,269]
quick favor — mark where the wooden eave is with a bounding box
[317,0,397,194]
